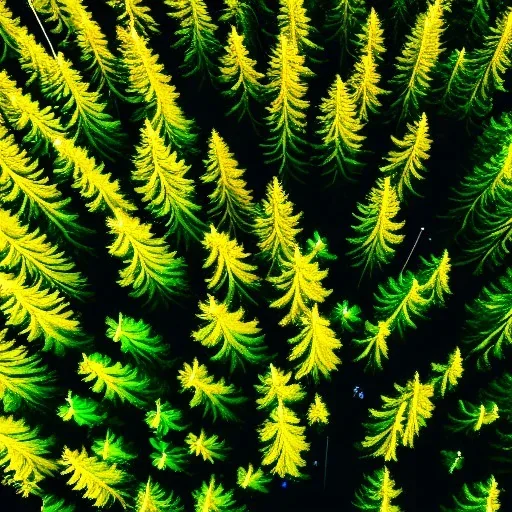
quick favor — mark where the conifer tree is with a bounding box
[193,475,245,511]
[391,0,445,121]
[315,74,365,181]
[448,400,499,434]
[40,494,76,512]
[259,401,310,478]
[263,33,312,177]
[0,272,91,356]
[164,0,221,80]
[192,295,268,371]
[107,0,160,35]
[441,476,501,512]
[219,0,257,41]
[202,129,255,233]
[349,8,388,121]
[269,244,332,326]
[91,430,136,464]
[60,446,130,508]
[145,399,187,437]
[237,464,272,492]
[117,26,197,154]
[353,466,403,511]
[288,303,342,382]
[78,352,154,408]
[361,372,434,461]
[430,347,463,397]
[105,312,170,367]
[178,358,246,421]
[380,113,432,200]
[57,391,107,428]
[331,300,363,332]
[347,177,405,278]
[0,331,56,412]
[255,364,306,409]
[202,225,259,304]
[253,177,303,269]
[0,415,58,496]
[134,477,183,512]
[219,25,265,122]
[186,430,229,463]
[307,394,330,425]
[132,119,206,245]
[439,48,469,114]
[149,438,188,472]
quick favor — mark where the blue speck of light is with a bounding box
[281,480,288,489]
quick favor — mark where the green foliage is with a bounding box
[145,399,187,437]
[41,494,76,512]
[263,33,311,177]
[430,347,464,397]
[288,303,342,382]
[107,0,160,36]
[448,400,499,433]
[202,129,255,233]
[107,211,188,307]
[380,113,432,201]
[441,475,502,511]
[134,477,184,512]
[253,177,303,268]
[164,0,221,80]
[269,244,332,326]
[0,330,56,412]
[360,372,435,461]
[391,0,445,121]
[463,268,512,368]
[331,300,362,332]
[78,352,154,408]
[117,26,197,153]
[105,312,170,367]
[347,177,405,278]
[255,364,306,409]
[186,430,229,463]
[353,466,403,511]
[202,225,259,304]
[440,449,464,474]
[258,401,310,478]
[305,231,337,261]
[219,25,264,122]
[315,74,365,181]
[193,475,245,512]
[0,415,58,495]
[91,429,136,464]
[0,272,91,356]
[236,463,271,492]
[60,446,130,508]
[132,119,206,244]
[192,295,268,372]
[480,372,512,418]
[149,438,188,472]
[57,391,107,428]
[178,358,247,422]
[438,48,469,113]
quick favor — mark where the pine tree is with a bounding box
[331,300,363,332]
[192,295,268,371]
[202,129,255,233]
[441,476,501,512]
[164,0,221,80]
[236,464,271,492]
[255,364,306,409]
[253,177,303,269]
[133,477,184,512]
[263,33,312,177]
[269,244,332,326]
[178,358,246,422]
[259,401,310,478]
[307,394,330,425]
[315,74,365,181]
[192,475,245,511]
[57,391,107,428]
[91,430,136,464]
[132,119,205,245]
[430,347,463,397]
[380,113,432,201]
[107,0,160,37]
[202,225,259,304]
[353,466,403,511]
[347,177,405,278]
[448,401,499,433]
[219,25,265,122]
[78,352,154,408]
[60,446,130,508]
[439,48,470,114]
[149,438,188,472]
[288,303,342,381]
[186,430,229,463]
[145,399,187,437]
[391,0,445,121]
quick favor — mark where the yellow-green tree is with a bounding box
[253,177,303,270]
[186,430,229,463]
[133,477,183,512]
[263,33,312,177]
[307,394,330,425]
[316,74,365,181]
[269,244,332,326]
[430,347,464,398]
[192,295,268,371]
[202,225,259,303]
[448,401,499,433]
[237,463,272,492]
[353,466,403,511]
[255,364,306,409]
[193,475,243,511]
[202,129,255,233]
[107,0,160,36]
[441,476,501,512]
[288,304,342,382]
[380,112,432,201]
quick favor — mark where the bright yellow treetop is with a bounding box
[185,430,228,463]
[255,364,306,409]
[277,0,320,53]
[430,347,463,398]
[307,394,330,425]
[288,303,342,382]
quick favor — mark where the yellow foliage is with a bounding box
[107,0,160,36]
[269,244,332,326]
[277,0,320,53]
[430,347,463,397]
[307,394,330,425]
[185,430,228,463]
[255,364,305,409]
[288,304,342,381]
[353,320,391,370]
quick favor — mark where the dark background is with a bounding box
[0,0,511,510]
